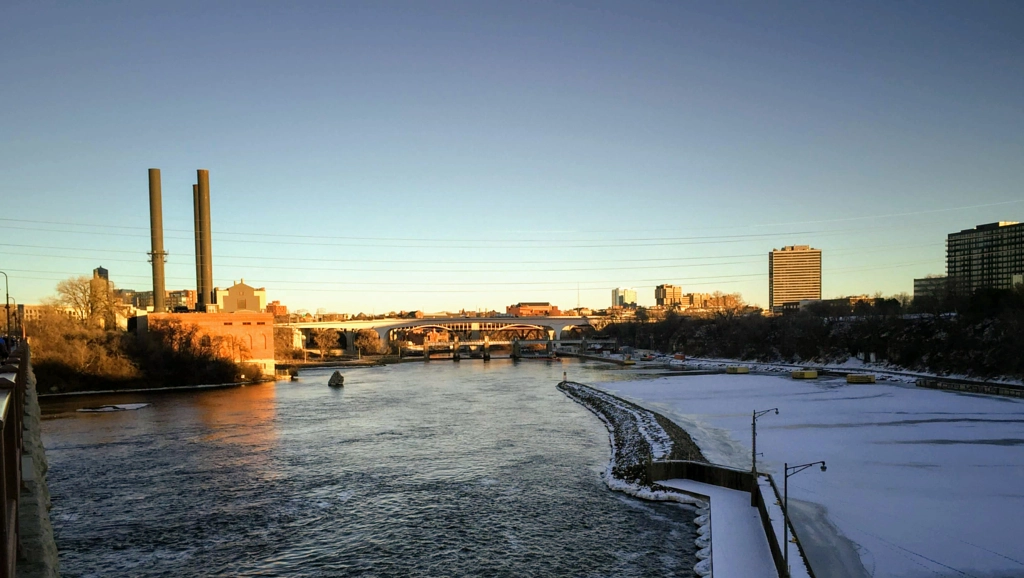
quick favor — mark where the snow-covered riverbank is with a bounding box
[557,380,714,576]
[593,371,1024,578]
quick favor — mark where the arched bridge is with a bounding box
[283,316,597,352]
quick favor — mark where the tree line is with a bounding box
[601,287,1024,379]
[27,276,259,393]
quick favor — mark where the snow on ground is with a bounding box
[658,478,778,578]
[680,356,1024,386]
[594,372,1024,578]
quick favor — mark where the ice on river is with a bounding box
[593,373,1024,578]
[77,403,150,413]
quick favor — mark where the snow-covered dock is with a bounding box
[658,478,778,578]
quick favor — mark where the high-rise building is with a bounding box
[769,245,822,312]
[655,284,682,307]
[947,222,1024,295]
[611,287,637,308]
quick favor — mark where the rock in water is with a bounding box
[328,371,345,388]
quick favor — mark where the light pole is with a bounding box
[751,407,778,505]
[7,297,15,342]
[0,270,9,340]
[784,461,827,576]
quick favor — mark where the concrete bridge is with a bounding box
[416,337,618,360]
[282,316,599,353]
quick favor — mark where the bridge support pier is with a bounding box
[453,336,460,362]
[424,342,430,362]
[483,336,491,361]
[511,338,522,360]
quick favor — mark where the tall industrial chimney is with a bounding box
[148,168,167,313]
[197,169,214,310]
[192,183,203,310]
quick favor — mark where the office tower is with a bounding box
[769,245,822,312]
[611,287,638,308]
[947,222,1024,295]
[655,284,682,307]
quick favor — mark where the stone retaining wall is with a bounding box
[17,360,59,578]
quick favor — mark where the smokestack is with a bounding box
[148,168,167,313]
[193,184,203,310]
[197,169,214,310]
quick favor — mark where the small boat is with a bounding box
[328,371,344,388]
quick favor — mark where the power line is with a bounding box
[2,198,1018,236]
[0,218,931,248]
[0,241,938,265]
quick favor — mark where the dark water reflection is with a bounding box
[42,360,697,577]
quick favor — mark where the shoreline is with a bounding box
[557,380,712,575]
[557,380,706,485]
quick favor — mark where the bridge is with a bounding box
[282,316,601,354]
[415,337,618,360]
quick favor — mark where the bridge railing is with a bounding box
[0,343,27,578]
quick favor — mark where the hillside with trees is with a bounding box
[602,288,1024,379]
[26,276,260,393]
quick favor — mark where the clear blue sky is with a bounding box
[2,1,1022,313]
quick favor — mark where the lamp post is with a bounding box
[7,297,15,343]
[784,461,827,576]
[0,270,9,340]
[751,407,778,505]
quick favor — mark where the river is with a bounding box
[41,360,698,577]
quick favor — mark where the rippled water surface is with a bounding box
[42,360,697,577]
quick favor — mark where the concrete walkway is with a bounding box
[658,479,778,578]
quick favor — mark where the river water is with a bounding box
[42,360,698,577]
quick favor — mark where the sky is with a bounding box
[2,1,1023,313]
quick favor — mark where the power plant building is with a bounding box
[769,245,822,313]
[947,222,1024,295]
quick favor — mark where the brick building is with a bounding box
[140,312,275,375]
[506,302,564,316]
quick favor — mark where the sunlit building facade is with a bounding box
[612,287,637,308]
[769,245,822,313]
[655,284,682,307]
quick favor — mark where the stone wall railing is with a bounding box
[1,344,58,578]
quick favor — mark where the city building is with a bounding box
[782,295,876,315]
[215,280,267,313]
[655,284,682,307]
[612,287,637,308]
[167,290,197,311]
[506,302,563,317]
[769,245,822,313]
[115,289,196,311]
[947,222,1024,295]
[913,275,949,300]
[266,300,288,316]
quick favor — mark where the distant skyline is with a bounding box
[2,1,1023,312]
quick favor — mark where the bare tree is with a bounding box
[312,328,339,360]
[53,276,93,322]
[353,329,383,355]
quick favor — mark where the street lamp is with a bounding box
[6,297,15,342]
[751,408,778,505]
[784,461,827,576]
[0,270,8,340]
